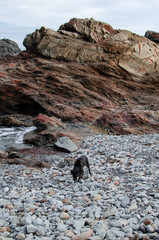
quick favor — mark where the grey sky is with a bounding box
[0,0,158,49]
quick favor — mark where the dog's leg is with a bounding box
[78,168,83,182]
[86,159,91,175]
[78,173,81,182]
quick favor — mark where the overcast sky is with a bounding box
[0,0,159,49]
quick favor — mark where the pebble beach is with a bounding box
[0,133,159,240]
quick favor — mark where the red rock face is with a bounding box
[0,51,158,135]
[0,18,159,135]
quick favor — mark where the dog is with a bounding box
[71,155,91,182]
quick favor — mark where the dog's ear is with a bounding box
[71,170,73,175]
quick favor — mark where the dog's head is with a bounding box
[71,169,78,181]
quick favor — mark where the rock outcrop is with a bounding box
[0,39,21,59]
[0,18,159,138]
[23,18,159,77]
[145,30,159,43]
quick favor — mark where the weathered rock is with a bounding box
[23,18,114,63]
[0,114,33,127]
[23,114,82,147]
[0,149,8,158]
[0,18,159,135]
[54,136,78,152]
[59,17,114,43]
[23,18,159,77]
[72,229,93,240]
[0,39,21,59]
[7,158,26,165]
[145,30,159,43]
[8,151,22,159]
[34,113,65,131]
[96,110,159,135]
[15,233,26,240]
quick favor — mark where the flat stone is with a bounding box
[121,197,130,207]
[60,212,71,219]
[54,137,78,152]
[102,210,115,219]
[21,217,32,226]
[26,224,38,233]
[106,230,116,240]
[0,220,6,227]
[72,229,93,240]
[57,223,68,232]
[15,233,26,240]
[96,229,106,240]
[73,219,85,229]
[112,229,125,238]
[93,194,102,201]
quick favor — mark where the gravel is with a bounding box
[0,133,159,239]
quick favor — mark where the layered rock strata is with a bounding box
[0,18,158,137]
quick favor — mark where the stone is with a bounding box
[15,233,26,240]
[72,229,93,240]
[112,229,125,238]
[0,114,33,127]
[26,224,38,233]
[88,237,101,240]
[102,210,115,219]
[96,229,106,240]
[129,201,138,211]
[93,194,102,201]
[36,228,45,236]
[144,219,153,225]
[0,39,21,59]
[0,150,7,158]
[21,217,32,226]
[45,155,63,163]
[121,197,130,207]
[0,227,8,233]
[6,203,14,210]
[57,223,68,232]
[105,231,116,240]
[146,224,155,233]
[65,230,75,237]
[54,137,78,152]
[34,113,65,131]
[73,219,85,230]
[60,212,71,219]
[0,220,6,227]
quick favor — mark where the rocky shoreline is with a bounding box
[0,17,159,240]
[0,18,159,136]
[0,133,159,240]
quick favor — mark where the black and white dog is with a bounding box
[71,155,91,181]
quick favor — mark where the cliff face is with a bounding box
[0,18,159,135]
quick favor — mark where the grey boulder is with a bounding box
[54,136,78,152]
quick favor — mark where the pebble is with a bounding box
[0,133,159,239]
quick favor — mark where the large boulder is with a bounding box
[0,39,21,59]
[54,136,78,153]
[23,114,82,147]
[23,18,159,77]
